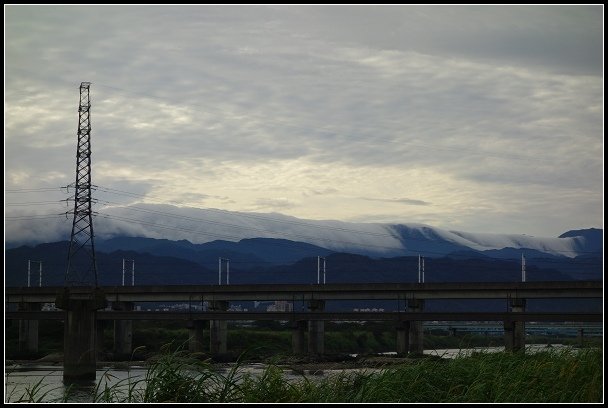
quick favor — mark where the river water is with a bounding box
[5,365,149,403]
[4,344,571,403]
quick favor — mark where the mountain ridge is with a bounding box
[4,203,602,259]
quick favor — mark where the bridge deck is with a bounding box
[5,281,603,303]
[5,310,603,322]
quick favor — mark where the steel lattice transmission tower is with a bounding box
[65,82,98,286]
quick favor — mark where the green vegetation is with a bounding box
[5,320,602,361]
[8,347,603,403]
[5,320,64,360]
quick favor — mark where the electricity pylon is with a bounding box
[65,82,98,287]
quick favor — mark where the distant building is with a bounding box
[41,302,57,311]
[266,300,293,312]
[228,304,248,312]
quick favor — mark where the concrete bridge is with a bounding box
[7,280,602,302]
[6,281,603,381]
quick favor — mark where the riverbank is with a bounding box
[6,352,421,371]
[6,347,603,403]
[5,342,581,373]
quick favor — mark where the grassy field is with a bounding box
[9,347,603,403]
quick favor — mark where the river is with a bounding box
[4,344,572,403]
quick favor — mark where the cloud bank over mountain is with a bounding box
[5,203,599,259]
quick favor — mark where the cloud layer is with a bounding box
[5,5,603,240]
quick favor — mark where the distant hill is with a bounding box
[96,237,333,269]
[6,238,595,287]
[559,228,603,253]
[5,203,602,259]
[6,239,601,312]
[5,241,216,287]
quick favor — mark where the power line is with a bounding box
[93,188,602,256]
[5,214,66,220]
[96,211,410,253]
[95,185,602,254]
[6,200,67,207]
[95,198,398,245]
[5,187,66,193]
[95,210,603,259]
[94,186,398,238]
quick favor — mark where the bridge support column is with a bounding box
[504,299,526,352]
[291,320,306,355]
[409,300,425,356]
[577,328,585,348]
[56,289,107,382]
[188,320,206,353]
[113,301,134,359]
[96,319,108,359]
[307,300,325,357]
[18,302,40,353]
[209,300,229,355]
[395,321,410,355]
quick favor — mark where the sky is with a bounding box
[4,5,604,241]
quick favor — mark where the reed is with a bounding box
[7,347,602,403]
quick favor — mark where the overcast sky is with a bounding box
[4,5,604,239]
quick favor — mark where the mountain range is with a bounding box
[5,212,602,314]
[5,205,602,297]
[5,203,603,260]
[5,229,602,287]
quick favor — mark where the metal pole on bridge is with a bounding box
[218,257,222,285]
[317,256,326,284]
[27,260,43,287]
[218,257,230,285]
[323,257,326,284]
[317,256,320,284]
[123,259,135,286]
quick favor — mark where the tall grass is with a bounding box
[8,347,602,403]
[238,348,602,403]
[5,374,69,403]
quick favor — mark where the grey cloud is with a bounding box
[252,198,298,211]
[303,188,339,197]
[276,5,603,76]
[360,197,431,206]
[5,5,603,238]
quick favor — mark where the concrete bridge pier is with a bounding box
[112,301,134,359]
[56,288,107,382]
[291,320,307,355]
[209,300,229,355]
[188,320,206,353]
[408,299,425,356]
[18,302,40,353]
[96,319,107,358]
[504,298,526,352]
[577,328,585,348]
[307,299,325,357]
[395,321,411,355]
